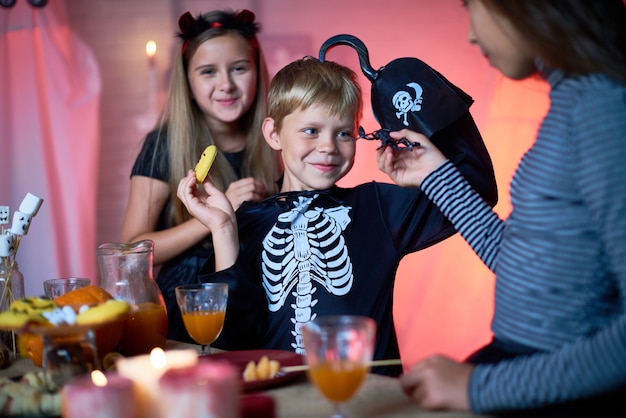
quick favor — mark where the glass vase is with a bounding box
[96,240,168,356]
[0,261,25,355]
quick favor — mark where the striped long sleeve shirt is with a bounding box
[420,69,626,412]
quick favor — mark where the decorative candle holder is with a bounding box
[62,370,138,418]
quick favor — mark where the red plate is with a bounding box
[206,349,306,392]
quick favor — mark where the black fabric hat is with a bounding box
[318,34,479,149]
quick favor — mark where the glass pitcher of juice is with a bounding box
[97,240,168,356]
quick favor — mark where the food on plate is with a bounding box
[76,299,131,325]
[194,145,218,183]
[242,355,281,381]
[19,370,57,393]
[1,288,129,367]
[8,297,57,315]
[0,298,57,328]
[0,371,61,416]
[0,286,125,330]
[54,285,113,307]
[0,311,46,329]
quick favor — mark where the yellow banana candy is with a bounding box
[0,311,47,329]
[9,298,58,315]
[76,300,130,325]
[194,145,218,183]
[0,297,58,329]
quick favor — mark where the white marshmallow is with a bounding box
[19,193,44,216]
[10,211,32,236]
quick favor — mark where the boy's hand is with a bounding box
[377,129,446,187]
[177,170,236,233]
[178,170,239,269]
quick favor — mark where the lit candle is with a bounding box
[146,40,158,115]
[62,370,138,418]
[159,360,241,418]
[116,348,198,418]
[146,40,156,67]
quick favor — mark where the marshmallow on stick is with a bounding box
[0,234,15,257]
[0,207,9,225]
[19,193,44,217]
[10,212,32,236]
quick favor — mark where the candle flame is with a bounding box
[150,347,167,369]
[91,370,108,387]
[146,40,157,57]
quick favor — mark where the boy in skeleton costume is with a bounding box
[177,57,497,376]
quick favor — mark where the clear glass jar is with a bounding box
[97,240,168,356]
[0,261,25,355]
[0,261,25,311]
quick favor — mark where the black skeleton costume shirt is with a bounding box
[199,114,497,377]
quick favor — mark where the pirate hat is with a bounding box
[318,34,497,209]
[319,34,479,149]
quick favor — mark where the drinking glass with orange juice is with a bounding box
[302,315,376,418]
[175,283,228,354]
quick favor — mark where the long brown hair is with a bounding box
[480,0,626,84]
[151,9,279,226]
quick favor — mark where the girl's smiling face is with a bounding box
[263,104,357,192]
[187,32,258,129]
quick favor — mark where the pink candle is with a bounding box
[62,370,138,418]
[159,360,241,418]
[116,348,198,418]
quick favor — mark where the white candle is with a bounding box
[62,370,138,418]
[146,40,158,115]
[116,348,198,418]
[146,40,156,67]
[159,360,241,418]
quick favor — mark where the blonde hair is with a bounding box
[149,9,279,226]
[267,57,363,132]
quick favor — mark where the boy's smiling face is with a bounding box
[263,103,357,192]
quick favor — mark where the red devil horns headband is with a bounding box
[177,9,259,55]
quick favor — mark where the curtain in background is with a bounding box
[0,0,100,296]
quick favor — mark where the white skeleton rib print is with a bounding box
[261,195,353,354]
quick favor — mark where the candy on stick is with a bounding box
[19,193,44,216]
[1,193,42,355]
[0,234,15,258]
[10,211,32,236]
[0,207,8,225]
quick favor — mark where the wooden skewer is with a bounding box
[280,358,403,373]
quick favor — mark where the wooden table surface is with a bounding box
[0,341,494,418]
[170,341,493,418]
[264,372,491,418]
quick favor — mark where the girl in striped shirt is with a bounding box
[393,0,626,416]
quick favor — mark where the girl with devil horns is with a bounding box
[121,9,280,342]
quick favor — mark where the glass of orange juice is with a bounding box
[175,283,228,354]
[302,315,376,418]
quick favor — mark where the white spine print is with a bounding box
[261,195,353,354]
